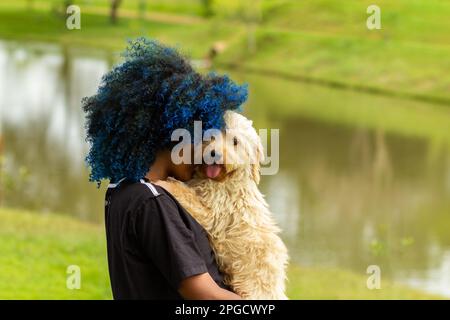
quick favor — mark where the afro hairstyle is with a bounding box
[82,38,248,185]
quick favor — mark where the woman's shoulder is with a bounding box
[106,178,168,212]
[138,178,186,211]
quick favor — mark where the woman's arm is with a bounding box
[179,273,241,300]
[154,180,240,300]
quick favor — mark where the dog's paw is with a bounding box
[153,180,176,193]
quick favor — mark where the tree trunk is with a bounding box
[201,0,214,17]
[110,0,122,24]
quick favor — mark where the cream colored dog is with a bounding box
[165,111,289,299]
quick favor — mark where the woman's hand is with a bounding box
[179,273,242,300]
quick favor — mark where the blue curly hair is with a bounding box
[82,38,248,185]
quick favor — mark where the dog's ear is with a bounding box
[251,162,261,185]
[250,140,264,185]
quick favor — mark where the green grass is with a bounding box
[8,0,206,17]
[218,28,450,101]
[0,207,111,299]
[0,5,241,56]
[263,0,450,45]
[0,207,441,299]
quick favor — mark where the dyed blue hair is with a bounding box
[82,38,248,185]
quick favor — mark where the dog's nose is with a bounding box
[209,149,222,162]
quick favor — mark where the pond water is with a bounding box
[1,40,449,297]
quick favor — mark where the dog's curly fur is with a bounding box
[167,111,289,299]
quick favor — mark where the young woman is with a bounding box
[82,38,247,299]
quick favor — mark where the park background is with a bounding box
[0,0,449,299]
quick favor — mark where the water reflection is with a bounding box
[0,41,111,220]
[0,40,449,297]
[260,116,450,295]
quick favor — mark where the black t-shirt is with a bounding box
[104,177,228,300]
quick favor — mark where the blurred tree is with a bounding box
[201,0,214,17]
[238,0,262,53]
[110,0,122,24]
[51,0,74,18]
[138,0,147,19]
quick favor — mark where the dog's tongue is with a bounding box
[205,165,222,179]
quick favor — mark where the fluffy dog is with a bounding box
[165,111,289,299]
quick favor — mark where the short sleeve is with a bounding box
[134,195,208,290]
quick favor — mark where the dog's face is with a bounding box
[197,111,264,184]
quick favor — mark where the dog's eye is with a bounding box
[233,137,238,146]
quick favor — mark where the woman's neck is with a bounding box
[145,151,171,182]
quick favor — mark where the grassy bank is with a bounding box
[0,7,240,57]
[1,0,449,103]
[0,207,441,299]
[0,207,111,299]
[239,72,450,145]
